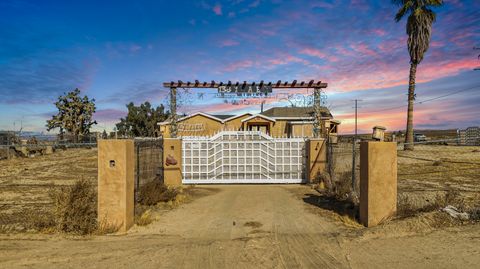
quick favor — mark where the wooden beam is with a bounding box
[162,80,328,89]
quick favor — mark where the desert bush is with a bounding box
[137,180,178,206]
[135,209,154,226]
[50,178,97,235]
[397,189,466,219]
[313,172,333,192]
[469,207,480,221]
[443,188,465,211]
[333,172,354,202]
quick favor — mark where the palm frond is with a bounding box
[426,0,443,7]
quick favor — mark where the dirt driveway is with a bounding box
[1,185,479,268]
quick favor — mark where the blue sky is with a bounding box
[0,0,479,133]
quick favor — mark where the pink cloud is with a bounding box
[299,47,339,62]
[223,60,254,72]
[370,29,386,37]
[268,54,309,66]
[213,4,222,15]
[350,43,377,57]
[220,39,240,47]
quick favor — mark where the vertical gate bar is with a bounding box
[136,143,140,194]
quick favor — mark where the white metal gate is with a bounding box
[182,131,307,184]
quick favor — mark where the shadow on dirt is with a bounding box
[302,193,359,221]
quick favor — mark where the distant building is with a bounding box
[158,106,340,138]
[459,127,480,146]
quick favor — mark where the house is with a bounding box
[158,106,339,138]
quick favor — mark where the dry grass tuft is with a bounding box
[333,172,355,202]
[50,178,97,235]
[397,188,467,219]
[137,180,178,206]
[244,221,263,229]
[469,207,480,221]
[135,209,154,226]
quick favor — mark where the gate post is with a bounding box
[306,138,326,183]
[163,138,183,186]
[98,139,134,232]
[359,141,397,227]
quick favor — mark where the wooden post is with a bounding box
[169,87,178,138]
[313,88,321,138]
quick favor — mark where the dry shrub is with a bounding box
[443,188,465,211]
[96,217,120,235]
[135,210,154,226]
[397,189,466,219]
[334,172,354,202]
[50,178,97,235]
[137,180,178,206]
[469,207,480,221]
[432,160,443,166]
[314,172,333,192]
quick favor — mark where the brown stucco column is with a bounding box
[306,138,326,183]
[163,138,183,186]
[359,141,397,227]
[98,140,134,232]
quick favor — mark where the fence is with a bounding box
[326,141,361,194]
[133,137,164,197]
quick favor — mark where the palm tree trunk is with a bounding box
[404,63,417,150]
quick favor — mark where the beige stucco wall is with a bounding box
[359,141,397,227]
[306,138,327,183]
[97,140,134,232]
[291,124,314,137]
[270,120,289,137]
[161,115,224,138]
[224,114,251,130]
[160,114,332,138]
[163,138,183,186]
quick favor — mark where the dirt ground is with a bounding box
[0,185,479,268]
[0,148,97,215]
[0,146,479,268]
[397,145,480,208]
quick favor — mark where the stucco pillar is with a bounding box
[98,140,134,232]
[163,138,183,186]
[359,141,397,227]
[306,138,327,183]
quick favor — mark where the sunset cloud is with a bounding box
[213,4,222,15]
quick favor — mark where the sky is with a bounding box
[0,0,479,134]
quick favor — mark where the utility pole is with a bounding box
[351,99,361,194]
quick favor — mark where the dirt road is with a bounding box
[1,185,479,268]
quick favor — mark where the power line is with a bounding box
[370,85,480,113]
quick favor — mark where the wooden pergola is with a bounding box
[163,80,327,89]
[164,80,328,138]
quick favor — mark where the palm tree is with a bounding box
[393,0,443,150]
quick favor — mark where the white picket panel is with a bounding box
[182,131,307,184]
